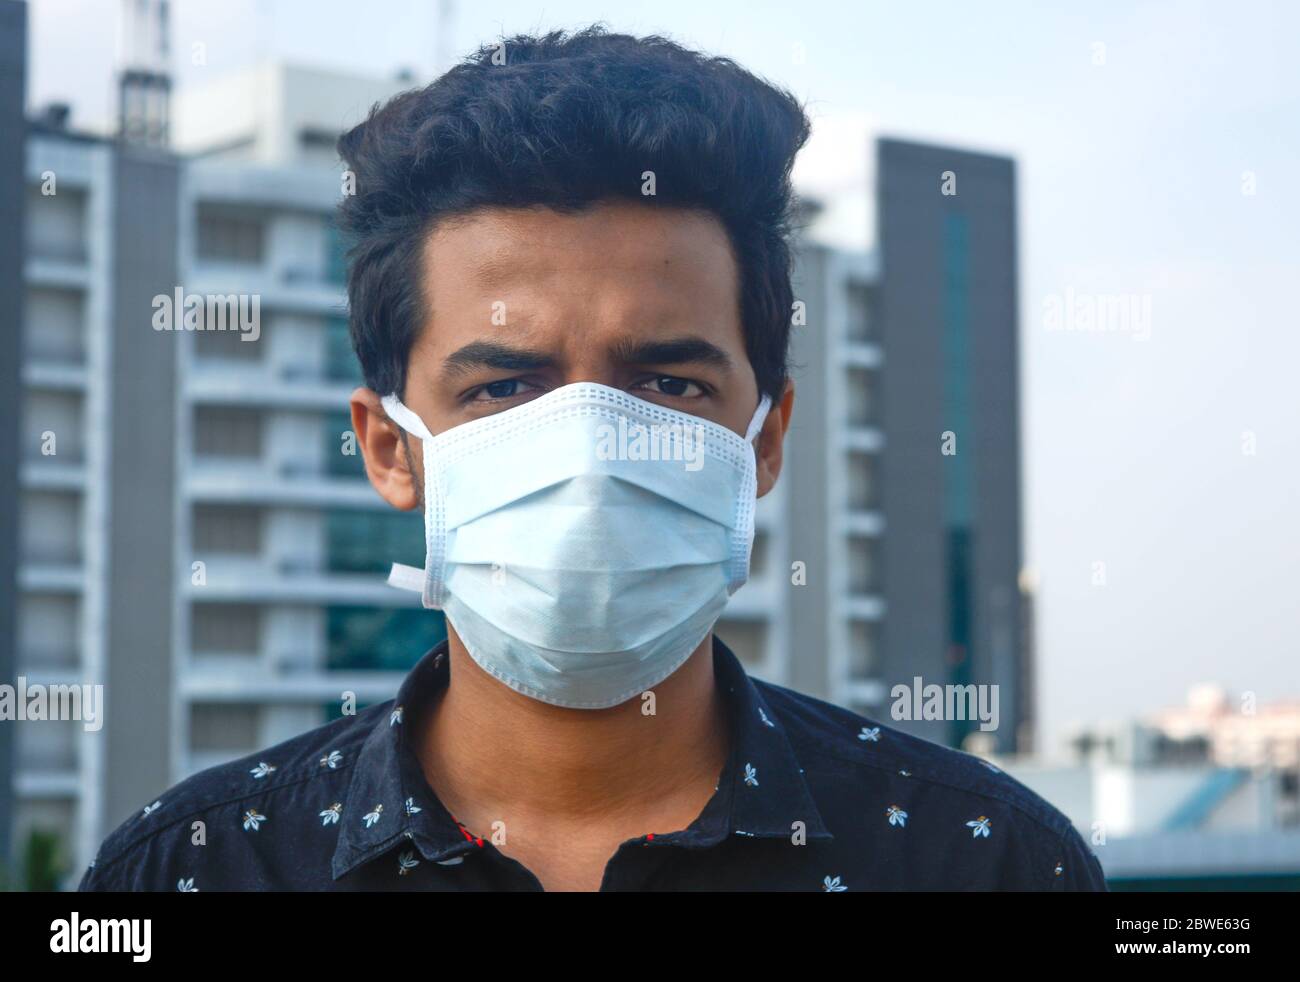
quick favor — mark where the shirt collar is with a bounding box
[331,635,832,880]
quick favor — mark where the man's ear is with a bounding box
[755,378,794,498]
[349,387,421,511]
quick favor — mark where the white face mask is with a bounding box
[381,382,771,709]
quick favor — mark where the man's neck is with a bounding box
[414,631,731,835]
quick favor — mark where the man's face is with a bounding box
[353,198,790,508]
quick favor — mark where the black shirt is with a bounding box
[78,637,1107,892]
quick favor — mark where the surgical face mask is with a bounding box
[381,382,771,709]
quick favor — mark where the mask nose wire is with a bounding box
[384,389,772,447]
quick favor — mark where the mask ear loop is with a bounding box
[379,395,444,609]
[727,393,774,594]
[380,394,435,442]
[744,394,773,445]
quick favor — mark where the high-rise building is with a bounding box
[11,96,181,888]
[172,64,439,785]
[0,0,29,878]
[873,138,1025,753]
[780,234,886,708]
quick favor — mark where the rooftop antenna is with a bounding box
[117,0,172,147]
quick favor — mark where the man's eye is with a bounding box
[475,379,523,400]
[642,376,703,398]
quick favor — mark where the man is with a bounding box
[81,26,1105,892]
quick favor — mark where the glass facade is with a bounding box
[324,316,360,383]
[325,507,424,574]
[326,605,446,673]
[323,410,365,478]
[324,218,349,285]
[324,507,443,670]
[942,211,976,748]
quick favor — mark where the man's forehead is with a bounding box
[422,201,737,285]
[414,202,743,358]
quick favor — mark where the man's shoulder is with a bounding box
[752,677,1079,842]
[86,701,389,876]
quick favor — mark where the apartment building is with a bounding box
[12,114,181,884]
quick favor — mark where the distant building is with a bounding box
[1151,685,1300,772]
[13,96,181,883]
[0,0,28,877]
[1001,691,1300,889]
[779,236,886,706]
[870,139,1026,754]
[172,62,417,168]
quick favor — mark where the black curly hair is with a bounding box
[336,24,811,403]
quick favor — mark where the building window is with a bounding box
[193,505,262,555]
[193,319,264,362]
[326,606,446,672]
[191,603,261,655]
[714,618,766,667]
[845,281,876,341]
[194,407,262,459]
[323,411,365,477]
[19,595,81,668]
[846,451,877,510]
[25,287,85,364]
[846,367,877,426]
[20,490,81,565]
[26,184,87,262]
[847,535,878,594]
[749,531,768,577]
[848,620,879,680]
[325,509,424,574]
[196,207,264,264]
[16,718,78,771]
[190,704,259,753]
[23,390,85,463]
[324,219,349,286]
[324,316,360,382]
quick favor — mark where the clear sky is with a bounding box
[27,0,1300,754]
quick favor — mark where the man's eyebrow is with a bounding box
[610,336,735,371]
[441,340,558,378]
